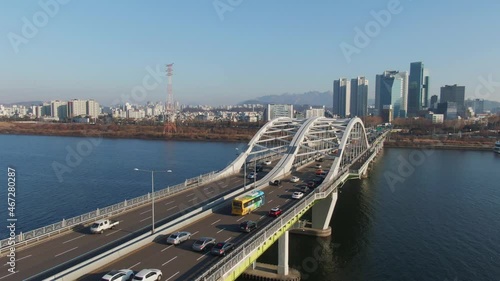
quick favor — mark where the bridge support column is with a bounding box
[277,230,289,275]
[311,191,338,231]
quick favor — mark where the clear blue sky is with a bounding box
[1,0,500,106]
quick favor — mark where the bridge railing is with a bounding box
[194,134,390,281]
[194,166,350,281]
[0,169,219,253]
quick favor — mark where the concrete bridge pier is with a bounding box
[243,231,301,281]
[290,192,337,237]
[278,231,289,275]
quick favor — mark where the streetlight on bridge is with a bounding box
[133,168,172,234]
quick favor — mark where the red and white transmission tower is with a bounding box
[164,63,176,134]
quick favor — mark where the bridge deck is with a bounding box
[0,167,276,281]
[77,158,336,281]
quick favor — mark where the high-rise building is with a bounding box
[265,104,294,121]
[86,99,100,118]
[430,95,438,110]
[350,76,369,117]
[472,99,484,115]
[375,71,407,118]
[50,100,67,121]
[333,78,351,118]
[408,62,429,116]
[440,84,465,117]
[305,106,325,118]
[437,102,458,120]
[68,99,87,117]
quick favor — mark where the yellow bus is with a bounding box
[231,190,265,215]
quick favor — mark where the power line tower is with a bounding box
[163,63,176,134]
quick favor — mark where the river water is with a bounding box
[1,135,499,280]
[250,148,500,281]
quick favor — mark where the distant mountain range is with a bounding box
[239,91,334,107]
[239,91,376,107]
[4,101,44,106]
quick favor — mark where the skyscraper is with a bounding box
[408,62,429,116]
[430,95,438,110]
[333,78,351,118]
[375,71,407,118]
[350,76,369,117]
[440,84,465,117]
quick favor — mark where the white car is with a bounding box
[315,164,322,169]
[292,191,304,199]
[290,176,300,183]
[263,160,272,165]
[166,231,191,245]
[132,269,162,281]
[102,269,134,281]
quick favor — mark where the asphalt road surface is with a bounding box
[0,164,275,281]
[79,159,333,281]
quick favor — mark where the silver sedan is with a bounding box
[166,231,191,245]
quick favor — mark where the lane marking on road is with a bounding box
[269,190,274,194]
[140,209,150,215]
[165,201,175,205]
[192,231,199,236]
[196,252,209,261]
[62,235,85,244]
[188,197,197,202]
[167,206,177,211]
[211,219,221,225]
[3,255,32,266]
[217,228,225,234]
[140,216,152,222]
[162,256,177,266]
[268,200,273,203]
[259,215,265,220]
[224,237,232,242]
[205,190,214,194]
[166,271,180,281]
[0,271,18,280]
[186,193,195,197]
[17,255,32,262]
[54,247,78,257]
[236,216,246,222]
[285,199,290,202]
[161,245,174,252]
[129,262,141,268]
[105,229,121,236]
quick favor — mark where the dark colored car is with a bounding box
[211,242,235,256]
[269,179,281,186]
[268,207,282,217]
[255,165,263,172]
[240,220,258,232]
[307,181,316,188]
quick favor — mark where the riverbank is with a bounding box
[0,121,258,142]
[384,139,495,151]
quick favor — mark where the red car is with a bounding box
[268,207,282,217]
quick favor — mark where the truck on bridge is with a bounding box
[90,219,119,234]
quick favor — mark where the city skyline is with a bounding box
[1,0,500,106]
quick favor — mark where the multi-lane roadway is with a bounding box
[0,165,274,281]
[80,158,333,281]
